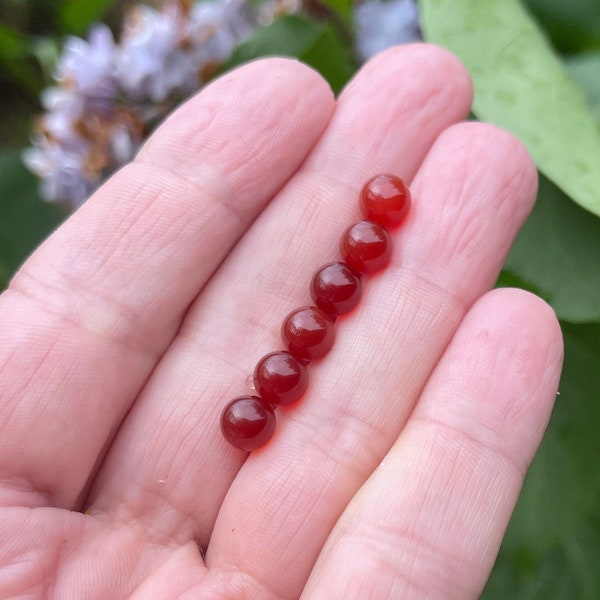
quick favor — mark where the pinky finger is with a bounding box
[302,288,563,599]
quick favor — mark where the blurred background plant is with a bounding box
[0,0,599,596]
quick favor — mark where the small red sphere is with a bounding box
[341,220,392,273]
[253,351,308,406]
[282,306,335,363]
[311,262,362,316]
[360,174,411,226]
[220,396,276,451]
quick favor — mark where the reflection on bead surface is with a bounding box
[311,262,362,316]
[254,351,308,406]
[282,306,335,363]
[341,220,392,273]
[220,396,276,451]
[360,173,411,226]
[220,175,411,451]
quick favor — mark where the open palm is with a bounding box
[0,46,563,599]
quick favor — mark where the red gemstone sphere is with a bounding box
[341,220,392,274]
[220,396,276,451]
[253,351,309,406]
[311,262,362,316]
[282,306,335,363]
[360,174,411,226]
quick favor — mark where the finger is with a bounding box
[0,58,334,509]
[302,289,563,599]
[205,122,538,598]
[88,44,473,542]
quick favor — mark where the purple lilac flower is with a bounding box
[354,0,421,61]
[23,138,96,205]
[257,0,302,26]
[24,0,255,209]
[25,0,422,209]
[57,24,118,99]
[115,3,192,101]
[189,0,254,65]
[39,87,84,141]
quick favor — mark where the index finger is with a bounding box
[0,58,334,509]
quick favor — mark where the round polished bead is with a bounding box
[220,396,276,451]
[360,174,411,226]
[311,262,362,316]
[341,220,392,274]
[282,306,335,363]
[253,351,309,406]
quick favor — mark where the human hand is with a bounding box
[0,45,563,599]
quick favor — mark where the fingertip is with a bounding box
[483,286,564,381]
[432,120,538,211]
[206,56,337,115]
[464,286,564,396]
[239,56,336,102]
[360,42,474,115]
[137,56,336,189]
[403,120,540,303]
[427,286,564,468]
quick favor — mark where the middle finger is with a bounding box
[89,45,473,546]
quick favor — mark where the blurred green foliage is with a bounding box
[421,0,600,217]
[420,1,600,596]
[0,0,599,597]
[503,174,600,323]
[525,0,600,53]
[0,151,64,284]
[225,14,356,94]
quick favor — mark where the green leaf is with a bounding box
[321,0,354,26]
[565,52,600,123]
[420,0,600,217]
[501,174,600,323]
[495,268,549,305]
[0,23,28,60]
[225,14,355,94]
[0,24,42,95]
[0,151,65,289]
[484,516,600,598]
[483,322,600,598]
[514,322,600,552]
[59,0,118,34]
[523,0,600,54]
[227,15,323,66]
[28,36,62,85]
[296,22,355,94]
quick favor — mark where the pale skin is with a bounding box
[0,45,563,599]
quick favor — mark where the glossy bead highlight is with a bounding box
[341,220,392,274]
[311,262,362,316]
[282,306,335,363]
[220,174,412,451]
[220,396,276,451]
[254,351,309,406]
[360,174,411,226]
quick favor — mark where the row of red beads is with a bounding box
[220,174,411,451]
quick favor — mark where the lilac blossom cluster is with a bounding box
[354,0,420,62]
[23,0,254,208]
[24,0,420,209]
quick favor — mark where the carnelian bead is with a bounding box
[341,220,392,274]
[282,306,335,363]
[220,396,276,451]
[253,351,308,406]
[311,262,362,316]
[360,174,411,226]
